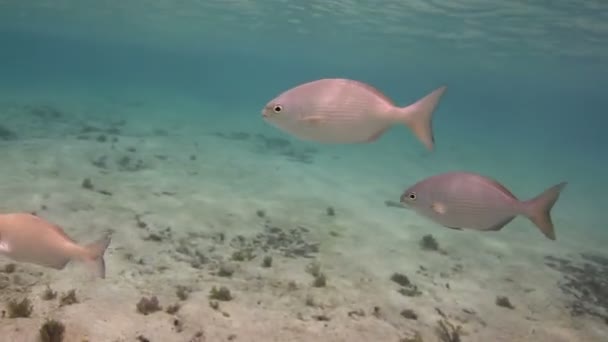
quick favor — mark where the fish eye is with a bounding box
[273,105,283,113]
[408,192,417,200]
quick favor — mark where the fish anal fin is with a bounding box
[40,257,70,270]
[486,216,516,231]
[366,127,389,142]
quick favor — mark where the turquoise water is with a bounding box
[0,1,607,341]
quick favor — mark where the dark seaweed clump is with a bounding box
[7,297,33,318]
[212,131,317,164]
[230,224,320,259]
[390,272,422,297]
[420,234,439,251]
[39,319,65,342]
[544,253,608,322]
[0,125,18,140]
[137,296,162,315]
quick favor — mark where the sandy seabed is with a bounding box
[0,91,606,342]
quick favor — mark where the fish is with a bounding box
[0,213,111,278]
[261,78,447,151]
[399,172,568,240]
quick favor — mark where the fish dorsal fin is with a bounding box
[344,79,395,105]
[470,174,519,200]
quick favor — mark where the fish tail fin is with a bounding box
[396,85,447,151]
[83,233,111,279]
[521,182,568,240]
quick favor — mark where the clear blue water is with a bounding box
[0,1,607,340]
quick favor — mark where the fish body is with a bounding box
[400,172,567,240]
[262,78,447,151]
[0,213,110,278]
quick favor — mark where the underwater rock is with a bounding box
[545,253,608,322]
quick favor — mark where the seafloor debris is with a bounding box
[545,253,608,322]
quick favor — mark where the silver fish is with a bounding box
[262,78,447,151]
[0,213,111,278]
[400,172,567,240]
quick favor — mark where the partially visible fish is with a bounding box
[0,213,111,278]
[400,172,567,240]
[262,78,447,151]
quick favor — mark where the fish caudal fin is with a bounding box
[84,234,111,279]
[397,86,447,151]
[521,182,568,240]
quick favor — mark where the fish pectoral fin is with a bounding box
[0,241,11,253]
[300,116,325,126]
[431,202,447,215]
[366,127,389,142]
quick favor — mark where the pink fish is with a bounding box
[262,78,447,151]
[400,172,567,240]
[0,213,111,278]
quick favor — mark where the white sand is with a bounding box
[0,90,606,342]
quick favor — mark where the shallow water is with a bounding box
[0,1,607,341]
